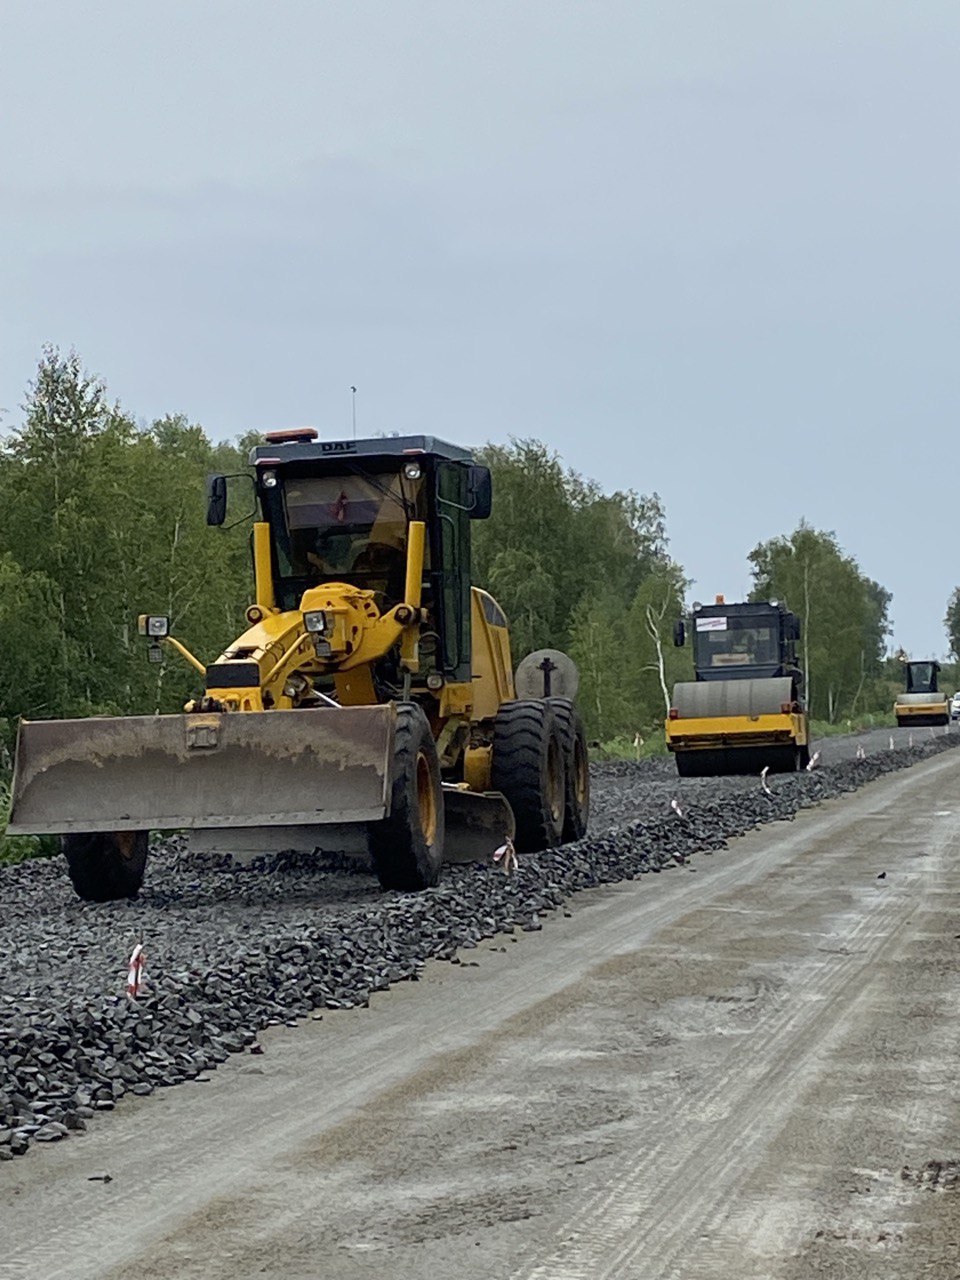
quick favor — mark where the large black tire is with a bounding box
[369,703,444,891]
[490,700,566,853]
[547,697,590,841]
[63,831,149,902]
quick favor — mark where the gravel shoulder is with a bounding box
[588,722,945,833]
[3,742,960,1277]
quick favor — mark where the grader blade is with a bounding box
[8,706,395,835]
[441,786,516,864]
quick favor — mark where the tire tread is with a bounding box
[490,700,565,852]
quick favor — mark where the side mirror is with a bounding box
[206,474,227,526]
[468,465,493,520]
[673,619,686,647]
[792,617,802,641]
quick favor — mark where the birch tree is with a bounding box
[749,522,890,722]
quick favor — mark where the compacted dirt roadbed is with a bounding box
[4,747,960,1278]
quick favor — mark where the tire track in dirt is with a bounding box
[514,792,952,1279]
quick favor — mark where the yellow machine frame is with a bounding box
[665,711,808,754]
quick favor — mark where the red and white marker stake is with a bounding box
[760,766,772,796]
[670,797,684,818]
[805,750,821,772]
[492,837,517,875]
[126,943,145,999]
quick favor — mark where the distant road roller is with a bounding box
[894,660,949,727]
[8,432,589,900]
[666,596,809,776]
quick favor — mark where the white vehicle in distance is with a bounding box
[951,692,960,721]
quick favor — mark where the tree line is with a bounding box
[748,523,894,723]
[0,348,919,760]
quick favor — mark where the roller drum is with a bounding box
[672,677,795,719]
[894,693,947,707]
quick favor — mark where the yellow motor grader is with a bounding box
[8,431,589,900]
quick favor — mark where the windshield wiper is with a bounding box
[341,463,414,520]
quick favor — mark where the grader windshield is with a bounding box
[274,469,427,610]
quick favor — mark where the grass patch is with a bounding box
[0,779,58,866]
[810,712,897,737]
[590,729,670,761]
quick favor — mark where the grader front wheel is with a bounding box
[369,703,444,891]
[62,830,149,902]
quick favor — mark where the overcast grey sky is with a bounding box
[1,1,957,656]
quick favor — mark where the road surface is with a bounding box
[3,748,960,1279]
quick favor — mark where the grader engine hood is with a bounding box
[7,706,395,835]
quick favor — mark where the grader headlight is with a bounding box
[303,610,329,634]
[137,614,170,638]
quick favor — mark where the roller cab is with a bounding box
[666,598,809,776]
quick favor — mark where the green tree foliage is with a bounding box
[567,589,632,741]
[0,348,251,732]
[0,554,61,744]
[471,439,689,739]
[748,521,891,721]
[944,587,960,660]
[625,564,693,720]
[472,440,669,657]
[566,564,693,741]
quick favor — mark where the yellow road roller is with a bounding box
[666,596,809,776]
[894,660,949,727]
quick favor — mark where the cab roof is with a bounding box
[693,600,786,616]
[249,433,475,467]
